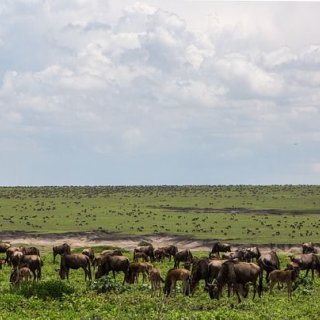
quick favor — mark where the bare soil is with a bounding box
[0,231,313,254]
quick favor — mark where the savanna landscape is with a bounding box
[0,185,320,320]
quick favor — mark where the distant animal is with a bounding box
[243,247,261,262]
[133,246,155,262]
[207,260,263,303]
[10,267,33,285]
[211,242,231,255]
[290,253,320,279]
[149,267,165,296]
[257,251,280,283]
[6,247,21,265]
[0,242,11,253]
[52,243,71,264]
[133,251,149,262]
[222,250,245,261]
[82,248,95,264]
[269,269,299,299]
[164,268,191,297]
[158,245,178,261]
[154,249,169,262]
[302,242,316,254]
[174,250,193,268]
[21,246,40,256]
[126,262,153,284]
[59,253,91,281]
[93,250,123,269]
[95,255,129,285]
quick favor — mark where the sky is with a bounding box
[1,0,320,185]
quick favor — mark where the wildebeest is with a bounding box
[158,245,178,262]
[53,243,71,264]
[82,248,95,264]
[211,241,231,255]
[222,250,245,261]
[302,242,317,254]
[0,242,11,253]
[93,249,123,269]
[95,255,129,285]
[164,268,191,297]
[244,247,261,262]
[126,262,153,284]
[174,250,193,268]
[257,251,280,283]
[59,254,91,281]
[149,267,164,296]
[10,267,33,285]
[11,251,24,268]
[154,248,169,262]
[190,258,212,294]
[6,247,21,265]
[19,255,42,280]
[207,260,263,303]
[21,246,40,257]
[133,251,149,262]
[133,246,155,262]
[290,253,320,279]
[269,268,299,299]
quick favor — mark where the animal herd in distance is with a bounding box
[0,241,319,302]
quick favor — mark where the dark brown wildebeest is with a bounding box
[19,255,42,280]
[10,267,33,285]
[6,247,21,265]
[154,248,170,262]
[82,248,95,264]
[93,249,123,269]
[59,253,91,281]
[257,251,280,283]
[133,252,149,262]
[290,253,320,279]
[21,246,40,257]
[126,262,153,284]
[158,245,178,261]
[243,247,261,262]
[269,268,299,300]
[222,250,245,261]
[211,241,231,255]
[133,246,155,262]
[149,267,164,296]
[302,242,316,254]
[95,255,129,285]
[174,250,193,268]
[53,243,71,264]
[207,260,263,303]
[0,242,11,253]
[11,251,24,268]
[190,258,213,294]
[164,268,191,297]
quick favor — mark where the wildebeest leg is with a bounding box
[122,272,126,285]
[266,271,270,283]
[252,282,256,299]
[38,267,41,280]
[269,281,275,294]
[32,270,36,281]
[113,270,116,279]
[234,285,241,303]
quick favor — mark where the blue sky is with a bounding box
[1,1,320,185]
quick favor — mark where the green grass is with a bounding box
[0,249,320,319]
[1,185,320,244]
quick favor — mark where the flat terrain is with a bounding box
[1,185,320,244]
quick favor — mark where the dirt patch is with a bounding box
[0,231,315,254]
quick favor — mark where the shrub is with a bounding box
[89,276,130,294]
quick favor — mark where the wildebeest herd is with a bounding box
[0,241,319,302]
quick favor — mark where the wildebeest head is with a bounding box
[207,283,219,299]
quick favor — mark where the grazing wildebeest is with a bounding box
[159,245,178,262]
[10,267,33,285]
[257,251,280,283]
[290,253,320,279]
[190,258,213,294]
[174,250,193,268]
[126,262,153,284]
[149,267,164,296]
[244,247,261,262]
[164,268,191,297]
[95,255,129,285]
[93,250,123,269]
[53,243,71,264]
[59,254,91,281]
[82,248,95,264]
[133,252,150,262]
[133,246,155,262]
[19,255,42,280]
[269,268,299,300]
[211,242,231,255]
[11,251,24,268]
[6,247,21,265]
[207,260,263,303]
[0,242,11,253]
[21,246,40,257]
[222,250,245,261]
[302,242,316,254]
[154,248,169,262]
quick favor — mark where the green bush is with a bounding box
[89,276,130,294]
[13,279,75,300]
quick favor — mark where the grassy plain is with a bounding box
[0,185,320,244]
[0,249,319,320]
